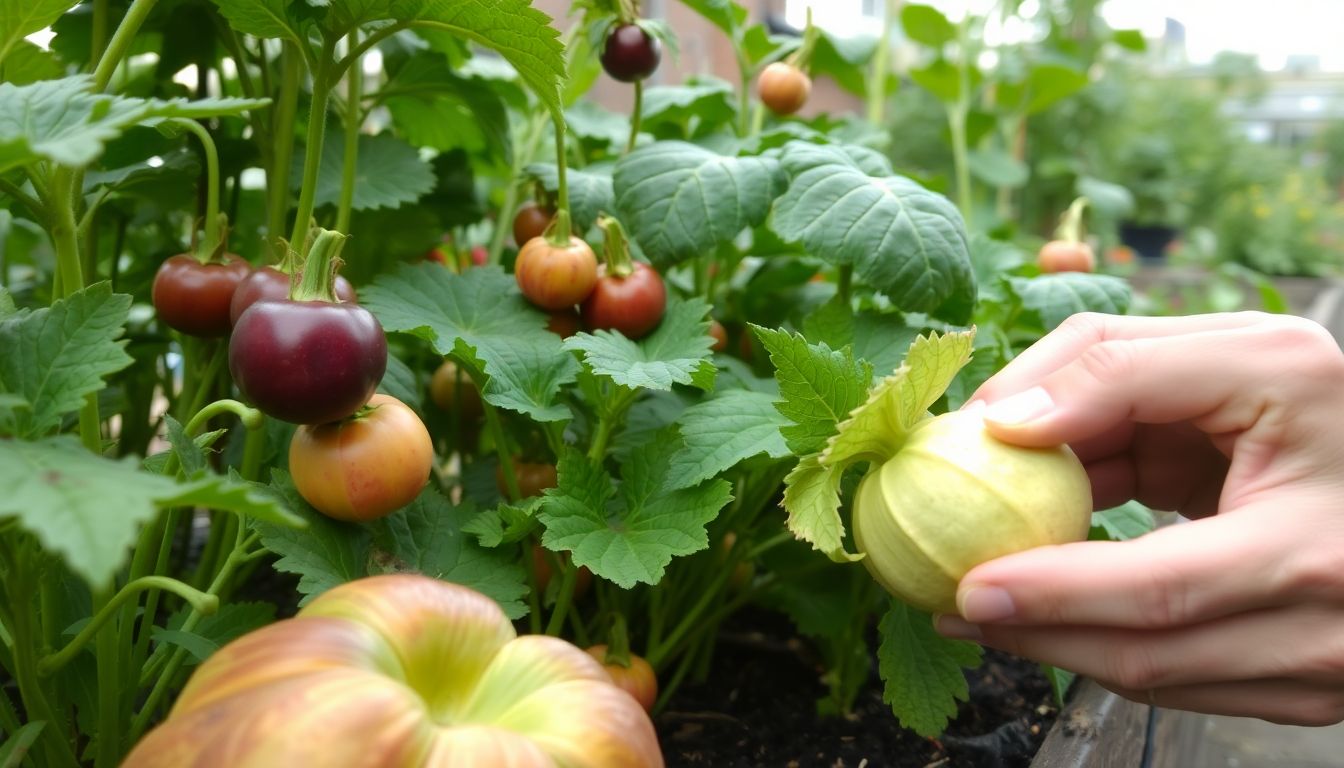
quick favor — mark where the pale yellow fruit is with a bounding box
[853,409,1092,614]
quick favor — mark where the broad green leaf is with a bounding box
[909,59,979,103]
[823,330,974,467]
[0,0,77,65]
[1090,502,1156,542]
[362,264,578,422]
[969,233,1027,299]
[564,297,716,392]
[613,141,784,267]
[166,470,307,528]
[753,325,871,456]
[208,0,303,44]
[566,101,629,152]
[770,141,975,324]
[806,302,920,382]
[1044,664,1077,706]
[84,148,199,197]
[0,75,267,173]
[538,444,732,588]
[380,488,528,619]
[0,285,14,317]
[142,429,226,475]
[665,389,791,490]
[164,416,208,477]
[0,438,298,588]
[779,453,856,562]
[677,0,746,36]
[255,471,370,606]
[382,53,512,164]
[0,40,62,85]
[1008,273,1132,330]
[640,79,737,136]
[0,722,44,768]
[1077,176,1135,219]
[1023,63,1090,115]
[299,130,435,212]
[405,0,566,116]
[0,282,132,439]
[522,162,612,234]
[968,148,1028,188]
[377,354,421,417]
[809,32,880,97]
[878,600,982,737]
[1112,28,1147,52]
[900,4,955,47]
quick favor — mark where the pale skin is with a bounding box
[934,311,1344,726]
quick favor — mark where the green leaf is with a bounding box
[809,32,880,97]
[254,471,370,606]
[779,453,855,562]
[753,325,871,456]
[0,75,267,173]
[167,470,307,529]
[538,444,733,588]
[1090,502,1156,542]
[1044,664,1077,706]
[613,141,784,267]
[380,488,529,619]
[0,0,77,65]
[142,429,226,475]
[405,0,566,116]
[0,438,298,588]
[878,600,982,738]
[900,4,955,47]
[566,101,629,152]
[1008,273,1132,330]
[1112,28,1147,52]
[677,0,746,36]
[770,142,975,323]
[968,148,1028,188]
[208,0,303,44]
[1077,176,1135,219]
[164,416,208,476]
[0,285,14,317]
[461,497,542,548]
[640,79,737,135]
[0,40,62,85]
[564,297,716,392]
[382,53,512,164]
[0,282,132,439]
[909,59,977,103]
[822,330,974,467]
[84,148,199,197]
[1023,63,1090,115]
[0,722,44,768]
[522,162,612,234]
[299,130,435,212]
[154,601,276,665]
[377,354,421,418]
[665,389,791,490]
[362,264,578,422]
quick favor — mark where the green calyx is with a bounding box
[788,8,820,74]
[596,214,634,277]
[290,228,349,303]
[1054,196,1091,243]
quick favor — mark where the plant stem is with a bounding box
[336,31,362,234]
[184,398,264,436]
[949,16,975,227]
[522,540,543,634]
[91,0,159,92]
[544,562,578,636]
[585,386,637,463]
[547,109,572,242]
[268,46,301,259]
[836,264,853,304]
[169,119,222,259]
[866,0,899,125]
[288,35,338,250]
[93,585,123,766]
[625,79,643,154]
[487,113,547,265]
[38,577,217,677]
[482,399,520,501]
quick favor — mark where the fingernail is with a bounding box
[959,586,1016,623]
[984,387,1054,426]
[935,615,984,642]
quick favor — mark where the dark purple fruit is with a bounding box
[230,266,358,326]
[600,23,661,83]
[228,300,387,425]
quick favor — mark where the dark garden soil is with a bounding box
[656,610,1059,768]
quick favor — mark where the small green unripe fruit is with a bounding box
[853,409,1092,614]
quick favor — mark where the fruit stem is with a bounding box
[1055,196,1091,243]
[291,228,347,302]
[169,119,225,264]
[268,45,301,265]
[91,0,157,92]
[604,613,633,667]
[336,30,362,235]
[546,109,574,244]
[597,214,634,277]
[790,8,819,73]
[626,78,643,154]
[288,34,339,252]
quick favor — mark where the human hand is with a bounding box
[935,312,1344,725]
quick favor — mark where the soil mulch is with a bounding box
[656,611,1059,768]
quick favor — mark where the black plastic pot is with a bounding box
[1119,223,1180,264]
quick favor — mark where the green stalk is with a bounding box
[93,586,122,766]
[487,113,547,265]
[91,0,159,92]
[168,119,222,260]
[129,509,180,679]
[268,47,301,261]
[291,228,346,302]
[546,109,573,244]
[132,533,260,740]
[91,0,109,76]
[288,36,339,250]
[866,0,899,125]
[625,79,643,154]
[483,398,521,501]
[837,264,853,304]
[949,16,975,226]
[543,563,578,637]
[38,577,216,677]
[522,539,543,635]
[184,398,264,436]
[336,31,362,234]
[734,45,752,137]
[585,386,638,463]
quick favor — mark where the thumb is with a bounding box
[978,329,1279,449]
